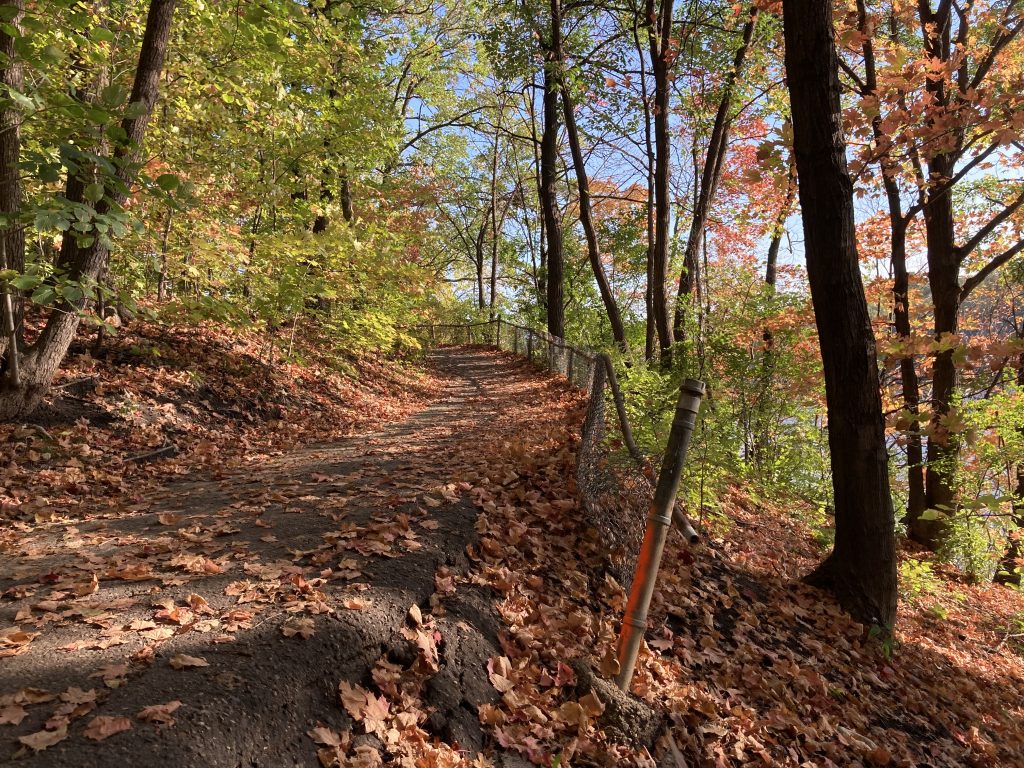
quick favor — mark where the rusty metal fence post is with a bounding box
[615,378,705,691]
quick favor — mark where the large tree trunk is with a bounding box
[0,0,24,369]
[540,0,564,338]
[917,150,960,548]
[561,85,627,349]
[647,0,674,362]
[0,0,177,421]
[673,7,758,340]
[783,0,897,630]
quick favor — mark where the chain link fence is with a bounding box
[411,318,699,588]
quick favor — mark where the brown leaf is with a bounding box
[18,724,68,751]
[169,654,209,670]
[137,701,182,726]
[361,693,390,736]
[59,687,97,705]
[281,617,315,639]
[307,724,345,747]
[83,715,132,741]
[339,681,366,720]
[0,626,39,657]
[0,705,27,725]
[89,664,129,683]
[598,647,620,678]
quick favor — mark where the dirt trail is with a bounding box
[0,348,568,767]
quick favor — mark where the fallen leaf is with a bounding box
[281,617,315,639]
[83,715,132,741]
[137,701,182,726]
[307,724,345,747]
[18,724,68,751]
[169,654,209,670]
[59,687,97,705]
[0,704,27,725]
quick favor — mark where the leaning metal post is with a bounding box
[615,378,706,691]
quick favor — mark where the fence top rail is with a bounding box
[410,321,494,329]
[410,318,598,363]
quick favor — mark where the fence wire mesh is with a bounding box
[411,318,687,589]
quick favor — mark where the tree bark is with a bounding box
[919,154,960,548]
[647,0,674,362]
[475,211,489,311]
[0,0,177,420]
[525,85,546,311]
[673,7,758,340]
[0,0,24,368]
[561,84,627,349]
[340,166,354,223]
[783,0,897,629]
[540,0,565,338]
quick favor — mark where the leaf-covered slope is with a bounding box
[1,318,437,525]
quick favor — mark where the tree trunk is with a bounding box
[540,0,564,338]
[633,14,656,361]
[488,111,504,319]
[911,0,962,550]
[475,213,489,311]
[673,7,758,340]
[783,0,897,630]
[340,165,354,223]
[918,150,960,548]
[525,86,546,311]
[647,0,674,362]
[0,0,177,421]
[0,0,24,368]
[561,84,627,349]
[892,211,927,528]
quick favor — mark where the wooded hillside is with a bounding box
[2,1,1024,766]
